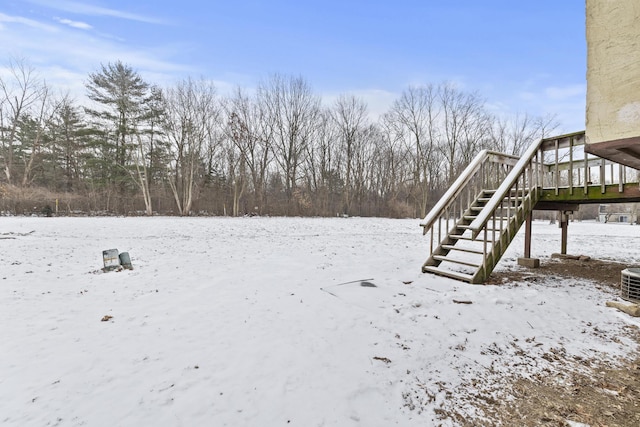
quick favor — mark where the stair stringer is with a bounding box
[469,187,540,283]
[422,190,493,271]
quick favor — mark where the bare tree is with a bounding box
[258,74,320,213]
[128,131,154,215]
[0,57,50,185]
[488,112,559,156]
[351,123,382,215]
[219,100,247,216]
[378,120,411,206]
[302,109,341,215]
[225,87,272,214]
[331,94,368,215]
[22,89,59,187]
[438,84,487,184]
[382,85,441,217]
[162,77,221,215]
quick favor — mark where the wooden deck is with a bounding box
[537,183,640,207]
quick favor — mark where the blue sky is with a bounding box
[1,0,586,131]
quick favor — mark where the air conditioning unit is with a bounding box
[621,268,640,303]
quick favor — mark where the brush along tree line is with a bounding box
[0,58,558,217]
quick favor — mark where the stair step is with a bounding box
[432,255,481,268]
[422,266,474,283]
[478,192,528,201]
[457,225,483,230]
[442,245,484,255]
[477,199,522,206]
[449,234,475,241]
[457,225,504,232]
[464,210,512,220]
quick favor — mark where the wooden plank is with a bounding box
[560,212,569,255]
[544,156,617,172]
[534,202,579,211]
[524,212,532,258]
[422,266,473,282]
[432,255,480,268]
[449,235,475,241]
[539,183,640,204]
[442,245,484,255]
[540,131,586,151]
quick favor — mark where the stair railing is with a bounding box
[464,138,545,281]
[420,150,520,256]
[468,139,544,237]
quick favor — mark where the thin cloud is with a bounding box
[0,12,59,32]
[26,0,166,25]
[0,10,193,102]
[55,17,92,30]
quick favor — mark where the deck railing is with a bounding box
[540,131,637,194]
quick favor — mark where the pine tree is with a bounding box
[84,61,151,194]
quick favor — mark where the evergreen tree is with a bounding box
[46,97,92,191]
[84,61,151,195]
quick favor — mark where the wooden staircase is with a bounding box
[421,130,640,283]
[420,140,543,284]
[422,187,538,283]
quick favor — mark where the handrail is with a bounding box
[419,149,488,230]
[467,138,543,237]
[419,150,519,232]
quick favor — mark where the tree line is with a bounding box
[0,58,559,217]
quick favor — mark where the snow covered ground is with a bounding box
[1,217,639,426]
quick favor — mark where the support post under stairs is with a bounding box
[560,210,569,255]
[517,212,539,268]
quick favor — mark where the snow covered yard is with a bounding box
[1,217,639,426]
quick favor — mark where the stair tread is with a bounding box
[441,245,484,255]
[432,255,481,268]
[422,266,473,282]
[457,224,505,231]
[449,234,475,241]
[460,215,514,227]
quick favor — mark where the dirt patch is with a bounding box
[499,352,640,426]
[434,330,640,427]
[465,258,640,427]
[487,257,638,289]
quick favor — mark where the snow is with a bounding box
[1,217,638,426]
